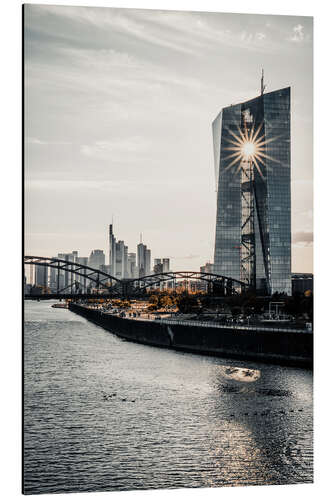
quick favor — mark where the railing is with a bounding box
[154,318,311,334]
[93,307,312,334]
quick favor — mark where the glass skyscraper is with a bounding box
[213,87,291,295]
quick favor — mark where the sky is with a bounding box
[24,4,313,273]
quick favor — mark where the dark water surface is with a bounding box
[24,300,313,494]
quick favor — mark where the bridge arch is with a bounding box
[24,257,249,297]
[125,271,248,296]
[24,256,120,294]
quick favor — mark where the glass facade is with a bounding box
[213,87,291,295]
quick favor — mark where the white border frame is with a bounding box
[2,1,331,499]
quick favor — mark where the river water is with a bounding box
[24,300,313,494]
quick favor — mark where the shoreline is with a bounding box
[69,302,313,369]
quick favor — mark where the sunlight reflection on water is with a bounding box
[24,300,313,494]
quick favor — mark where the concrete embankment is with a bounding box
[69,303,313,368]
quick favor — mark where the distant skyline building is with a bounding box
[56,253,67,289]
[200,262,213,274]
[57,251,77,291]
[128,252,137,278]
[124,245,129,278]
[153,260,163,274]
[153,258,170,274]
[49,257,58,290]
[162,258,170,273]
[108,224,134,279]
[29,226,156,286]
[109,224,116,276]
[115,241,125,279]
[28,235,155,290]
[88,249,105,269]
[35,264,47,288]
[213,81,291,295]
[146,249,151,275]
[76,256,88,292]
[137,239,151,277]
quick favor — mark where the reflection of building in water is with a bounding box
[210,360,313,485]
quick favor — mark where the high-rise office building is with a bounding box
[115,241,125,279]
[35,264,47,288]
[57,251,76,291]
[108,224,135,279]
[56,253,66,290]
[88,250,106,288]
[200,262,213,274]
[76,256,88,291]
[153,261,163,274]
[89,249,105,268]
[162,258,170,273]
[109,224,116,276]
[154,258,170,274]
[213,82,291,295]
[128,253,137,278]
[137,243,145,278]
[137,239,151,278]
[49,257,58,291]
[124,245,129,278]
[146,249,151,275]
[153,258,162,274]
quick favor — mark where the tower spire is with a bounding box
[260,68,266,95]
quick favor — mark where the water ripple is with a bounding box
[24,301,313,494]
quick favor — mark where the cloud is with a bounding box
[26,137,71,145]
[256,32,266,41]
[289,24,305,43]
[25,43,204,109]
[29,5,197,56]
[27,4,281,65]
[26,137,47,145]
[24,5,313,271]
[80,137,150,160]
[292,231,313,246]
[133,9,275,54]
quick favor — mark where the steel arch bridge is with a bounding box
[24,256,248,298]
[126,271,247,296]
[24,256,121,295]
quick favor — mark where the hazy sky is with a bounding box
[24,4,313,273]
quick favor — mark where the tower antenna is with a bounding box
[140,232,143,244]
[261,68,266,95]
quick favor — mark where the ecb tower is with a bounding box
[213,79,291,295]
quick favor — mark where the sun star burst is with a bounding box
[224,122,279,180]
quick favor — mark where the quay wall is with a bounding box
[69,303,313,368]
